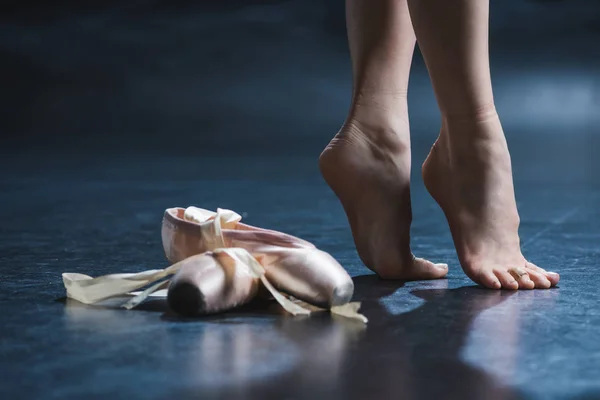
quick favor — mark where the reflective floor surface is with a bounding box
[1,151,599,400]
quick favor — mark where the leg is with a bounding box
[320,0,448,280]
[408,0,560,289]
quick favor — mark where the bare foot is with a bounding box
[422,107,560,289]
[319,119,448,280]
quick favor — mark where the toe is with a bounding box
[508,267,534,289]
[493,269,518,290]
[526,262,560,287]
[525,269,551,289]
[545,271,560,287]
[478,270,501,289]
[413,257,449,280]
[374,256,448,280]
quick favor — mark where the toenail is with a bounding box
[509,268,528,281]
[547,271,559,276]
[436,263,448,269]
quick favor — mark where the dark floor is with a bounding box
[1,149,599,400]
[1,0,600,399]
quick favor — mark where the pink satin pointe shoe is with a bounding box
[62,207,365,322]
[166,252,261,316]
[162,207,354,308]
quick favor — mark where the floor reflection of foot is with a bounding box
[422,109,560,289]
[320,119,448,280]
[462,288,559,385]
[343,283,522,399]
[411,286,515,316]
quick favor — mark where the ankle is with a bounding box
[341,118,410,155]
[442,103,498,125]
[345,93,410,150]
[441,103,507,144]
[350,89,410,130]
